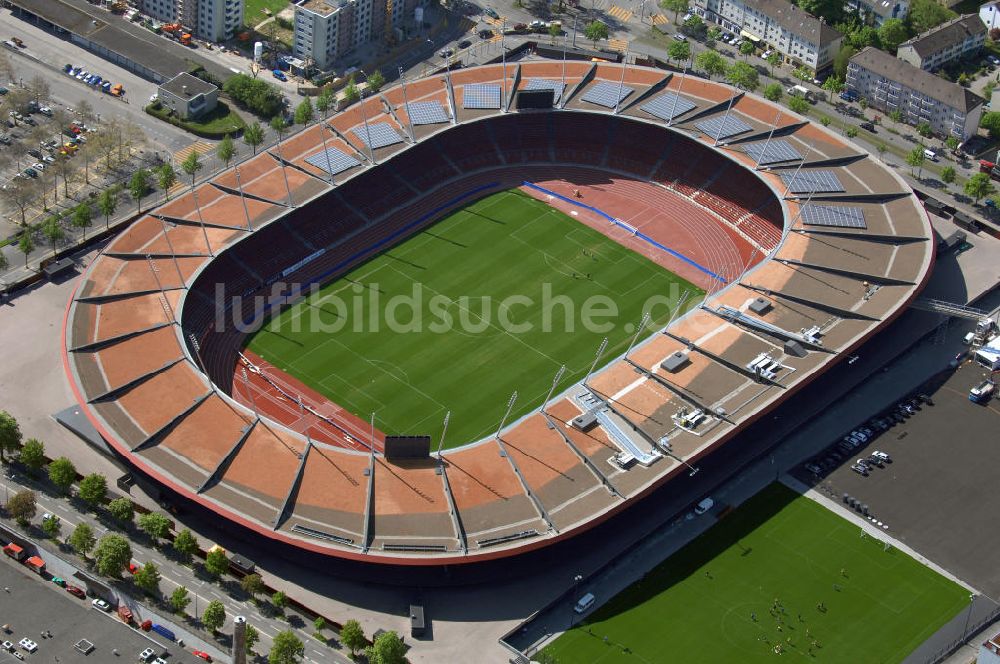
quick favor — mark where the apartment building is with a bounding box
[845,0,908,26]
[137,0,243,41]
[293,0,415,71]
[692,0,842,72]
[981,1,1000,31]
[846,47,985,139]
[896,14,987,70]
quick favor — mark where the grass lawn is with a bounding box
[244,0,291,26]
[246,190,701,447]
[543,483,969,663]
[146,101,246,138]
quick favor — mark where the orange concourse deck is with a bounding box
[63,61,935,566]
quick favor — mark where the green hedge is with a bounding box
[146,100,246,139]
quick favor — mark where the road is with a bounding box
[0,474,353,664]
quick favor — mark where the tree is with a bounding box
[0,247,6,273]
[293,98,314,126]
[822,76,845,102]
[906,146,926,178]
[69,522,96,558]
[343,76,360,104]
[833,45,857,79]
[137,511,172,545]
[667,39,690,66]
[78,473,107,508]
[367,69,385,93]
[217,134,236,167]
[222,74,284,118]
[268,630,304,664]
[17,230,34,267]
[202,600,226,634]
[941,166,956,184]
[241,572,266,598]
[134,561,161,595]
[845,126,859,138]
[48,456,76,493]
[94,533,132,577]
[695,50,727,79]
[313,616,326,632]
[366,630,406,664]
[584,20,609,45]
[945,135,960,151]
[909,0,955,34]
[19,438,45,473]
[739,40,755,60]
[41,216,64,257]
[798,0,842,22]
[271,590,288,612]
[819,115,832,127]
[981,111,1000,138]
[789,95,810,115]
[916,122,933,138]
[315,90,332,119]
[173,528,198,562]
[965,172,996,203]
[6,490,36,525]
[270,116,287,143]
[889,109,904,127]
[707,25,722,42]
[681,15,706,40]
[878,19,908,52]
[766,51,782,76]
[107,496,134,525]
[660,0,688,22]
[181,150,203,188]
[244,122,266,155]
[340,619,366,657]
[130,169,150,213]
[763,82,783,102]
[157,163,177,200]
[170,586,192,614]
[41,513,61,539]
[71,202,93,240]
[847,25,879,50]
[205,547,229,578]
[97,189,118,230]
[792,65,812,82]
[875,142,887,161]
[0,411,23,462]
[726,61,759,92]
[548,22,561,41]
[245,624,260,654]
[3,178,37,227]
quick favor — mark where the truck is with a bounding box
[979,160,1000,182]
[970,380,995,403]
[24,556,45,574]
[117,605,134,625]
[2,543,25,561]
[787,84,813,101]
[151,624,176,641]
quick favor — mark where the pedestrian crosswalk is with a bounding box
[650,13,669,25]
[173,141,213,165]
[608,5,634,22]
[484,15,505,27]
[608,38,630,53]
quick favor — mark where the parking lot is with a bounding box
[0,558,205,663]
[793,354,1000,597]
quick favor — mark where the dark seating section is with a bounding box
[185,112,784,387]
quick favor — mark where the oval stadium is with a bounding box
[62,59,935,570]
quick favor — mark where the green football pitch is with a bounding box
[246,189,702,447]
[542,483,969,663]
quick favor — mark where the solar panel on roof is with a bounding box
[695,115,753,140]
[523,79,565,104]
[801,205,866,229]
[581,81,634,108]
[406,101,449,125]
[463,83,502,109]
[640,92,696,121]
[304,147,361,176]
[351,122,403,149]
[743,140,803,165]
[780,170,845,194]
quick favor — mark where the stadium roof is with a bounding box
[63,62,934,568]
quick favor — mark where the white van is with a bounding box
[694,497,714,515]
[574,592,596,614]
[923,149,938,161]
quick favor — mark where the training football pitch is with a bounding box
[246,189,701,447]
[542,483,968,663]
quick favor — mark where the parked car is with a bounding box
[478,29,493,38]
[485,6,500,18]
[66,585,86,599]
[51,576,65,586]
[458,39,472,49]
[271,69,286,81]
[28,148,42,159]
[31,162,45,172]
[38,106,52,116]
[192,651,213,662]
[872,450,892,463]
[92,598,111,611]
[804,462,822,474]
[851,464,869,476]
[860,121,875,132]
